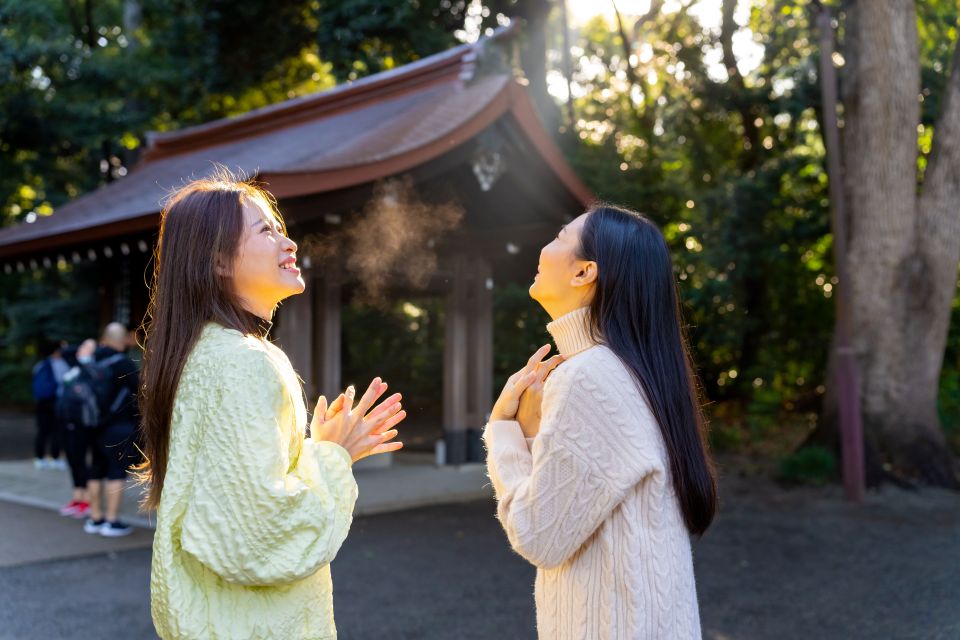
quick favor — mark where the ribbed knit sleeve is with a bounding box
[179,344,358,586]
[484,350,661,570]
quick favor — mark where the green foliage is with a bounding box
[0,263,100,406]
[939,289,960,454]
[493,282,552,392]
[342,296,445,424]
[777,445,838,486]
[916,0,959,178]
[562,2,835,418]
[709,420,744,453]
[316,0,468,81]
[0,0,333,228]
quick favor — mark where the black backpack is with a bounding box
[57,354,129,428]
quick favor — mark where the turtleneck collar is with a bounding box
[546,306,599,357]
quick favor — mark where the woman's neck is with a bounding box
[236,304,274,338]
[542,291,595,322]
[240,298,274,324]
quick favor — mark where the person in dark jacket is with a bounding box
[31,341,68,470]
[68,323,141,537]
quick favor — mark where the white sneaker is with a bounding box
[50,459,67,470]
[83,518,107,534]
[100,521,134,537]
[33,458,46,470]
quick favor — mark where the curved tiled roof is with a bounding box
[0,27,591,260]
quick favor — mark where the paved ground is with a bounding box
[1,474,958,640]
[0,501,153,568]
[0,453,492,528]
[0,410,35,461]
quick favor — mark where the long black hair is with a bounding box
[578,204,717,536]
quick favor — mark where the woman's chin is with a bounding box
[528,280,541,301]
[279,278,306,297]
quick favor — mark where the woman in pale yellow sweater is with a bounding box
[138,172,405,639]
[485,205,717,639]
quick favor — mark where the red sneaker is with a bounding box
[59,500,81,516]
[71,501,91,518]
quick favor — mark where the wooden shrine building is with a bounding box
[0,27,592,463]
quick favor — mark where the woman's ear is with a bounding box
[571,261,598,287]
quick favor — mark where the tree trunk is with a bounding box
[827,0,960,488]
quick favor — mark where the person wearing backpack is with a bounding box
[61,323,141,537]
[31,341,68,470]
[57,338,99,518]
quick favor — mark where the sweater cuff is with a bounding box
[483,420,528,455]
[483,420,533,501]
[307,438,353,468]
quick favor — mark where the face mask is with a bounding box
[78,355,94,364]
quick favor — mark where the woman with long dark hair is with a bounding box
[485,204,716,638]
[140,172,405,639]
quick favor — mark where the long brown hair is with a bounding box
[135,169,286,510]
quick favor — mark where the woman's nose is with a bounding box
[285,237,298,253]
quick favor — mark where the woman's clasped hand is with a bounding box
[490,344,563,438]
[310,377,406,463]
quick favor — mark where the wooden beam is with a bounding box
[313,267,343,402]
[468,256,494,443]
[442,253,470,464]
[273,275,315,401]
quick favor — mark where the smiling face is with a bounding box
[229,196,304,319]
[529,212,598,320]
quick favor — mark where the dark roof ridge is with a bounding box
[142,24,519,162]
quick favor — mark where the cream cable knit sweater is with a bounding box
[484,307,701,640]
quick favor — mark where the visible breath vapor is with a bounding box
[300,177,464,304]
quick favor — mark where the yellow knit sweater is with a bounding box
[151,322,358,640]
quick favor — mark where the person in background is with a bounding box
[57,338,97,518]
[31,340,68,470]
[81,323,142,537]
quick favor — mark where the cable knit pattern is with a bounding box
[151,322,358,640]
[484,307,701,640]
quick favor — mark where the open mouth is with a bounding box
[279,258,299,273]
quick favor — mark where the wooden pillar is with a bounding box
[313,268,342,401]
[443,254,494,464]
[273,279,315,399]
[467,256,494,434]
[443,254,470,464]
